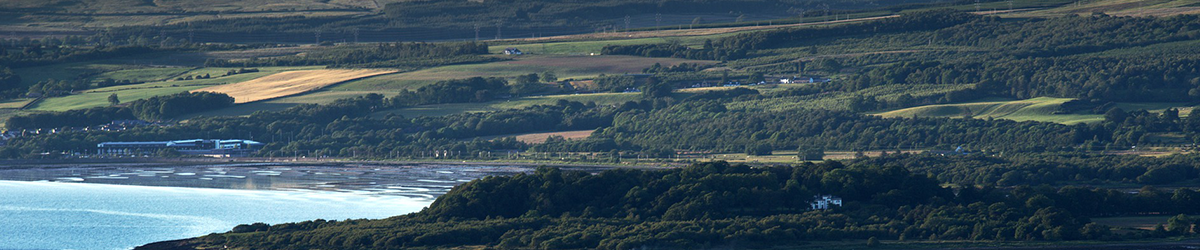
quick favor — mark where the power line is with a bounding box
[496,21,503,40]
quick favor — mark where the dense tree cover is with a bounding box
[609,11,1200,105]
[103,0,947,43]
[0,34,258,69]
[8,86,1196,158]
[586,103,1079,152]
[601,43,746,61]
[26,79,89,97]
[4,92,233,130]
[126,91,234,120]
[586,74,670,95]
[582,99,1200,153]
[0,35,274,92]
[145,161,1200,249]
[203,42,494,68]
[0,66,20,90]
[0,44,159,69]
[603,9,981,60]
[839,56,1200,103]
[392,77,509,105]
[929,14,1200,57]
[4,107,136,131]
[854,153,1200,187]
[641,62,710,73]
[589,75,640,92]
[0,94,623,158]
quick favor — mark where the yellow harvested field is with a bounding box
[514,130,596,144]
[193,69,397,103]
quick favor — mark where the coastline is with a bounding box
[0,157,682,170]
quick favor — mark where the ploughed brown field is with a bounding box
[192,69,397,103]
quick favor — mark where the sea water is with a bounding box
[0,180,430,250]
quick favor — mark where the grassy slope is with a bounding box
[86,67,196,85]
[12,63,142,86]
[488,32,739,55]
[875,97,1195,125]
[374,92,644,118]
[332,55,715,92]
[727,84,978,112]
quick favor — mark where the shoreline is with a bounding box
[0,157,681,170]
[0,158,677,198]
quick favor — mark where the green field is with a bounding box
[86,67,196,85]
[726,84,978,112]
[375,92,643,118]
[0,98,34,109]
[29,66,318,112]
[488,34,724,55]
[875,97,1196,125]
[330,55,714,92]
[12,62,141,86]
[192,91,644,119]
[1006,0,1200,17]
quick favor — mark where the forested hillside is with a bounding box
[5,0,957,43]
[142,161,1200,249]
[606,11,1200,102]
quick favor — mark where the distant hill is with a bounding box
[0,0,953,43]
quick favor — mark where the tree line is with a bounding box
[4,91,233,130]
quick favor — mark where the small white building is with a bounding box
[810,195,843,210]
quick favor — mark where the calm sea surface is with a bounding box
[0,163,540,250]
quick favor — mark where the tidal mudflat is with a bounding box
[0,163,546,250]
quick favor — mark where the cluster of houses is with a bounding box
[811,195,844,210]
[0,120,166,147]
[779,77,831,84]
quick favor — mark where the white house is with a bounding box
[810,195,843,210]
